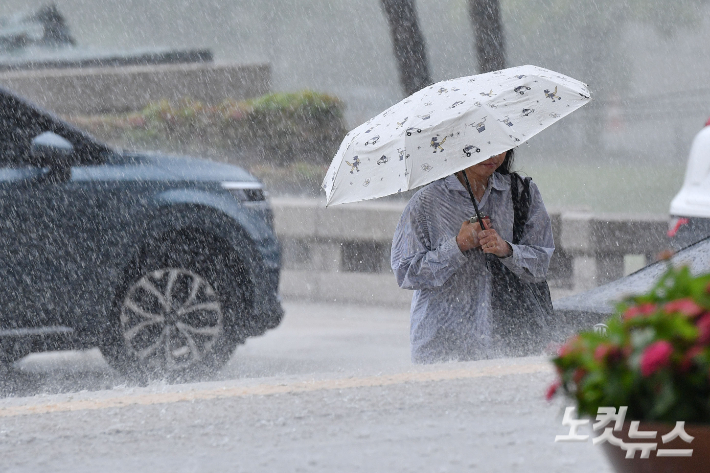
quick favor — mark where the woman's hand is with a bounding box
[478,227,512,258]
[455,218,489,252]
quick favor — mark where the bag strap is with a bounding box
[510,173,532,245]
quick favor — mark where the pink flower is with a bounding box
[229,109,244,121]
[546,381,561,401]
[697,314,710,344]
[127,116,146,128]
[664,298,704,318]
[623,303,657,320]
[558,336,580,357]
[640,341,674,376]
[594,344,609,362]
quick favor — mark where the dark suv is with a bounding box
[0,87,283,380]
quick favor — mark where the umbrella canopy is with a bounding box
[322,65,590,207]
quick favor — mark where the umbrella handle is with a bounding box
[459,171,488,230]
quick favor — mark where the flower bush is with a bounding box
[549,264,710,423]
[67,90,347,167]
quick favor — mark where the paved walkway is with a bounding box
[0,301,613,473]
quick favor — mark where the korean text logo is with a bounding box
[555,406,693,459]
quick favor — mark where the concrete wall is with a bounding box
[0,62,271,114]
[272,198,670,306]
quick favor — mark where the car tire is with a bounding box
[100,234,248,382]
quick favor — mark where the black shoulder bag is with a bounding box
[487,174,554,356]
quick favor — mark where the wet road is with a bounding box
[0,301,612,473]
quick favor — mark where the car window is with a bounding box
[0,94,49,167]
[0,92,105,168]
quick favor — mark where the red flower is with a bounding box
[697,314,710,344]
[573,368,587,384]
[594,343,622,363]
[664,298,704,318]
[640,341,674,376]
[623,303,657,320]
[546,381,561,401]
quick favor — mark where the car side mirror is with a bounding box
[29,132,74,167]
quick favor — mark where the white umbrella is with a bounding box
[322,65,590,207]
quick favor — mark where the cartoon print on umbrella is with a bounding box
[397,149,405,161]
[421,163,433,172]
[522,108,534,117]
[430,135,448,153]
[514,86,531,95]
[499,117,514,127]
[438,88,448,95]
[480,90,494,97]
[406,127,422,136]
[469,117,487,133]
[397,117,409,128]
[417,113,431,120]
[363,178,371,187]
[463,145,481,157]
[364,135,380,146]
[377,155,389,165]
[544,87,562,102]
[346,156,361,174]
[450,101,465,109]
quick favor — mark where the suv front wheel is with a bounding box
[101,235,248,381]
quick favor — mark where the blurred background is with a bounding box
[2,0,710,214]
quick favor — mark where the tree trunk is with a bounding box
[468,0,505,73]
[380,0,432,96]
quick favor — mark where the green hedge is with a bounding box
[69,90,348,167]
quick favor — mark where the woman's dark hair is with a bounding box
[495,149,515,175]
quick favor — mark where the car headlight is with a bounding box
[221,181,273,226]
[221,181,266,202]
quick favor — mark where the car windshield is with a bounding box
[555,237,710,317]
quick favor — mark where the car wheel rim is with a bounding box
[120,268,224,372]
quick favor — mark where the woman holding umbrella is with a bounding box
[323,65,588,362]
[390,149,555,363]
